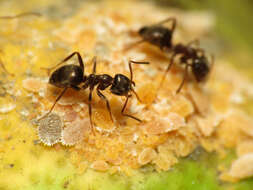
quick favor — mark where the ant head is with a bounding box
[49,65,84,88]
[192,55,210,82]
[110,74,132,96]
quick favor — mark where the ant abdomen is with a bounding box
[138,26,173,50]
[49,65,84,88]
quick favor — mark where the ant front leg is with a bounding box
[176,64,189,93]
[159,53,177,88]
[41,51,84,75]
[88,87,95,134]
[121,94,142,122]
[96,88,114,123]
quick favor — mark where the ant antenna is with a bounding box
[128,60,149,102]
[0,12,41,19]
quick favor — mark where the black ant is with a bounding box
[125,17,213,93]
[161,40,214,93]
[124,17,176,51]
[42,52,149,133]
[0,12,41,76]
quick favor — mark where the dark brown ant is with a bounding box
[161,40,214,93]
[0,12,41,76]
[124,17,176,51]
[125,17,213,93]
[42,52,149,133]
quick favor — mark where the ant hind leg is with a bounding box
[121,94,142,122]
[39,87,68,121]
[176,64,189,93]
[96,88,114,123]
[88,88,95,134]
[159,53,176,88]
[41,51,84,75]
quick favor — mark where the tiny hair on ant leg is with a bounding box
[42,51,149,133]
[123,17,177,51]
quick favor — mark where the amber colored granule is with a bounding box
[93,107,115,132]
[228,153,253,179]
[236,140,253,156]
[138,147,157,165]
[169,95,194,117]
[137,82,157,105]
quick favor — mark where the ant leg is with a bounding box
[122,39,146,52]
[176,64,189,93]
[91,56,97,74]
[154,17,177,31]
[0,56,14,76]
[187,39,200,47]
[131,89,142,103]
[121,94,142,122]
[88,88,95,134]
[96,88,114,123]
[0,12,41,19]
[128,60,149,82]
[159,53,177,87]
[39,87,68,120]
[41,51,84,75]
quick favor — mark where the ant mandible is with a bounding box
[42,52,149,133]
[0,12,41,76]
[125,17,213,93]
